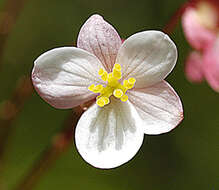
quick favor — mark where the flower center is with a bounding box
[88,64,136,107]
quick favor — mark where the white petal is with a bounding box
[116,31,177,88]
[32,47,103,109]
[75,99,144,169]
[128,81,183,135]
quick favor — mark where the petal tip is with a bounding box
[88,14,103,20]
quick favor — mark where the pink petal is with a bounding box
[77,14,122,72]
[128,81,183,135]
[184,51,204,83]
[182,7,216,50]
[32,47,104,109]
[203,39,219,92]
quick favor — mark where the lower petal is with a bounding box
[75,99,144,169]
[128,81,183,135]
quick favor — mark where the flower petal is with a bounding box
[116,31,177,88]
[75,99,144,169]
[182,7,216,50]
[32,47,103,109]
[185,51,204,83]
[203,39,219,92]
[128,81,183,135]
[77,14,122,72]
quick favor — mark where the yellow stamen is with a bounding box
[113,63,121,71]
[112,64,122,79]
[88,84,95,92]
[128,77,136,85]
[98,68,108,81]
[101,72,108,81]
[98,68,105,76]
[96,97,105,107]
[124,77,136,89]
[88,66,136,107]
[121,94,128,102]
[123,80,134,89]
[113,70,121,79]
[102,97,110,105]
[108,73,113,80]
[93,84,103,93]
[113,89,123,98]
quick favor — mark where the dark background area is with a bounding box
[0,0,218,189]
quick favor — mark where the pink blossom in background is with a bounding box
[203,38,219,92]
[184,51,204,83]
[182,0,219,91]
[32,14,183,169]
[182,6,216,50]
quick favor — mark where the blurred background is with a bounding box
[0,0,218,189]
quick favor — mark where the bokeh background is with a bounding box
[0,0,218,189]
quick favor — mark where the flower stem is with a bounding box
[0,0,31,174]
[0,76,33,165]
[0,0,30,68]
[163,2,189,34]
[12,107,83,190]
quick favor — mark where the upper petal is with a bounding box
[185,51,204,83]
[32,47,103,109]
[116,31,177,88]
[182,7,216,50]
[75,99,144,169]
[128,81,183,135]
[77,14,122,72]
[203,38,219,92]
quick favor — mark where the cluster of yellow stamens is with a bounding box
[88,64,136,107]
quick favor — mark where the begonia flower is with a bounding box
[32,14,183,169]
[184,51,204,82]
[182,0,218,50]
[203,37,219,91]
[184,38,219,90]
[182,0,219,91]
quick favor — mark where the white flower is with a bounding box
[32,14,183,169]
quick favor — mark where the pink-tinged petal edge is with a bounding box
[32,47,104,109]
[203,39,219,92]
[77,14,122,72]
[182,7,216,50]
[128,80,183,135]
[185,51,204,83]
